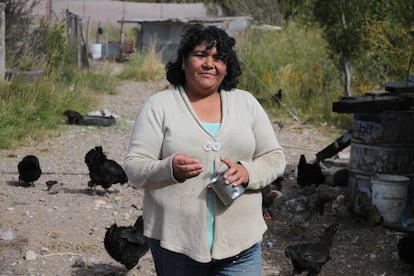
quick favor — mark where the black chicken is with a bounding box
[104,215,149,272]
[271,89,282,106]
[285,223,339,276]
[84,146,128,195]
[17,155,42,186]
[297,154,325,188]
[63,109,84,125]
[398,234,414,275]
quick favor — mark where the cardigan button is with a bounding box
[212,141,221,151]
[203,141,213,151]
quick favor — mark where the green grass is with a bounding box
[118,44,165,81]
[0,69,118,149]
[0,18,122,149]
[238,23,353,129]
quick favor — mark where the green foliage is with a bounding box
[277,0,315,22]
[0,59,118,150]
[238,23,352,129]
[311,0,413,96]
[0,9,120,150]
[4,0,40,68]
[354,18,413,91]
[82,70,118,95]
[0,77,86,149]
[388,0,414,28]
[313,0,365,60]
[118,45,165,81]
[0,68,118,149]
[4,1,78,75]
[46,21,76,75]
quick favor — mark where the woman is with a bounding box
[124,24,286,276]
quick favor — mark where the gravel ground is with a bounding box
[0,71,412,275]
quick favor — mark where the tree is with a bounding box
[4,0,40,67]
[313,0,414,96]
[388,0,414,28]
[277,0,315,22]
[313,0,370,97]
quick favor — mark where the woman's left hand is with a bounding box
[220,157,249,187]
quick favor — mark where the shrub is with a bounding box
[238,23,352,129]
[117,44,165,81]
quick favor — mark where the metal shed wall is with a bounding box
[139,22,185,63]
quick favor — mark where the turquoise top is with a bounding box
[202,122,221,252]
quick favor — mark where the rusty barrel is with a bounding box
[348,111,414,216]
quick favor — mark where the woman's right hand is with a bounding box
[172,153,204,181]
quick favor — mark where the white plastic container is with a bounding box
[89,43,102,60]
[371,174,409,224]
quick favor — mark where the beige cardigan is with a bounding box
[124,86,286,262]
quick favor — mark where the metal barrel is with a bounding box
[348,111,414,211]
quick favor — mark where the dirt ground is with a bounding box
[0,64,412,275]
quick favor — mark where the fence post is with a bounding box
[0,1,5,80]
[45,0,52,21]
[77,16,82,68]
[66,9,88,69]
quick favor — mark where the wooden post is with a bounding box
[0,1,5,80]
[77,17,82,68]
[119,18,124,61]
[45,0,52,21]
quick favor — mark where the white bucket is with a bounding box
[371,174,409,224]
[89,43,102,60]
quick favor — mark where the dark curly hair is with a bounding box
[166,24,242,91]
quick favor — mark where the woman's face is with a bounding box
[182,40,227,97]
